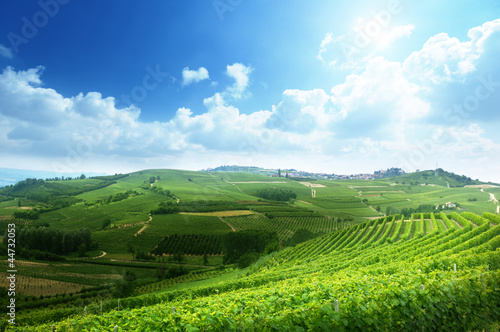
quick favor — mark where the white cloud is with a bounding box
[403,19,500,85]
[318,32,334,63]
[0,66,70,126]
[225,63,253,99]
[0,44,13,59]
[181,67,209,86]
[265,89,333,134]
[374,24,414,50]
[331,56,429,125]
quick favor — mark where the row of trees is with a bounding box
[222,230,278,266]
[11,227,94,255]
[151,201,179,215]
[152,234,222,256]
[256,189,297,201]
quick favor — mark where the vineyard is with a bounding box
[152,234,222,255]
[0,272,90,297]
[10,211,500,331]
[221,215,357,241]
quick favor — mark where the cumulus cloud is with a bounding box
[182,67,209,86]
[265,89,333,134]
[225,63,253,99]
[0,44,13,59]
[403,19,500,85]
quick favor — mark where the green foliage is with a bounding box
[90,174,128,181]
[484,212,500,225]
[400,204,442,216]
[222,230,278,264]
[11,226,92,255]
[237,251,260,268]
[18,211,500,331]
[256,188,297,201]
[152,234,222,256]
[178,200,246,212]
[101,218,111,230]
[150,201,179,215]
[286,228,318,246]
[13,209,39,220]
[0,178,115,202]
[111,271,137,298]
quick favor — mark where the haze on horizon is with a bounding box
[0,1,499,183]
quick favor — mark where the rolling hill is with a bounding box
[0,168,499,330]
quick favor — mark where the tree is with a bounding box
[203,252,209,266]
[127,244,135,260]
[222,230,278,264]
[77,243,87,257]
[288,229,315,246]
[101,218,112,230]
[376,205,381,212]
[80,174,86,179]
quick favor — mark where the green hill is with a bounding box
[0,168,499,330]
[9,212,500,331]
[386,168,487,188]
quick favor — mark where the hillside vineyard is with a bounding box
[13,212,500,331]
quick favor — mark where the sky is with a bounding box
[0,0,499,182]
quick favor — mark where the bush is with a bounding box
[238,252,260,268]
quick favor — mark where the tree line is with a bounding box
[256,189,297,201]
[10,226,94,255]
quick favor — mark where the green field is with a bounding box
[1,168,499,330]
[10,211,500,331]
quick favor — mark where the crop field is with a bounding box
[13,211,500,331]
[0,272,90,297]
[146,214,232,235]
[1,168,500,330]
[222,215,355,241]
[38,192,165,230]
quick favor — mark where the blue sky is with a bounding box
[0,0,499,182]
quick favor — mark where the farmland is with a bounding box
[7,210,500,331]
[0,168,499,329]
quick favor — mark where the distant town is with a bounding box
[202,165,406,180]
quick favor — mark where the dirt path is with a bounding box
[450,218,463,229]
[488,192,498,204]
[93,251,107,259]
[439,218,448,231]
[299,182,326,188]
[134,214,152,237]
[135,224,149,237]
[222,178,246,194]
[297,200,313,205]
[368,205,383,215]
[219,217,236,232]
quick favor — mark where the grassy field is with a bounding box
[1,168,499,313]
